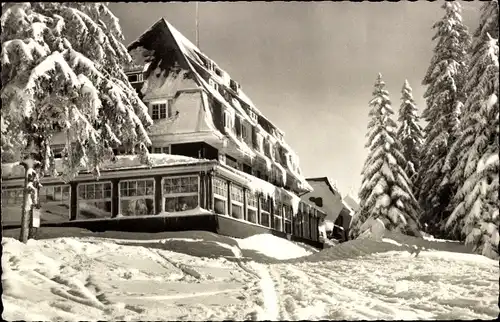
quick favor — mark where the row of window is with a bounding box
[211,176,318,238]
[2,185,71,205]
[1,175,321,240]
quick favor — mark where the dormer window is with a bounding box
[215,68,223,77]
[223,110,233,129]
[151,102,173,120]
[230,79,240,93]
[209,78,219,91]
[248,110,258,123]
[241,123,247,139]
[127,73,143,83]
[197,53,211,69]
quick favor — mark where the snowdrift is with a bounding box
[2,228,314,263]
[234,234,314,261]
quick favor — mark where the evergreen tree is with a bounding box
[1,3,153,242]
[350,74,421,240]
[444,0,499,221]
[445,4,499,258]
[416,1,471,237]
[397,80,425,183]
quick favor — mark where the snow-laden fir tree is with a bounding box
[1,3,153,242]
[349,74,421,240]
[445,8,499,258]
[416,1,471,237]
[396,80,425,183]
[444,0,499,220]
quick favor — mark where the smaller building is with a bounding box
[300,177,353,242]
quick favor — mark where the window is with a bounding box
[153,146,170,154]
[128,73,143,83]
[241,123,248,139]
[249,110,257,122]
[231,185,244,220]
[198,54,210,69]
[273,203,283,232]
[225,155,238,170]
[294,211,303,237]
[304,212,310,239]
[260,196,271,228]
[2,188,24,206]
[215,68,223,77]
[223,111,232,129]
[152,103,172,120]
[235,116,242,137]
[39,185,71,222]
[247,190,258,224]
[163,176,199,212]
[78,182,112,219]
[209,78,219,91]
[213,177,228,215]
[335,214,344,227]
[119,179,155,217]
[264,139,272,158]
[2,186,71,225]
[230,79,240,92]
[311,215,318,241]
[283,205,292,234]
[256,134,264,153]
[52,145,64,158]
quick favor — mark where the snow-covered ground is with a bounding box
[2,232,498,321]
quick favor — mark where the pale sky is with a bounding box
[109,1,481,196]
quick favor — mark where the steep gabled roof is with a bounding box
[127,18,312,193]
[128,19,273,130]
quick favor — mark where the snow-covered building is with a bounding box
[300,177,353,241]
[0,19,326,248]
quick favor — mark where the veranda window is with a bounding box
[162,176,199,212]
[213,177,228,215]
[294,211,303,237]
[273,202,283,232]
[284,204,292,234]
[231,184,244,219]
[39,185,71,222]
[78,182,112,219]
[310,213,317,241]
[247,190,258,224]
[302,204,311,239]
[2,188,27,225]
[119,179,155,216]
[260,195,271,228]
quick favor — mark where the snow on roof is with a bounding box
[126,18,311,194]
[1,154,213,179]
[161,19,282,134]
[306,177,339,196]
[218,164,318,216]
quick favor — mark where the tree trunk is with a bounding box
[19,159,39,243]
[29,184,41,239]
[19,162,33,243]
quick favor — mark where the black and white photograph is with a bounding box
[1,1,498,320]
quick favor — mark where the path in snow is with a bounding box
[259,250,499,320]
